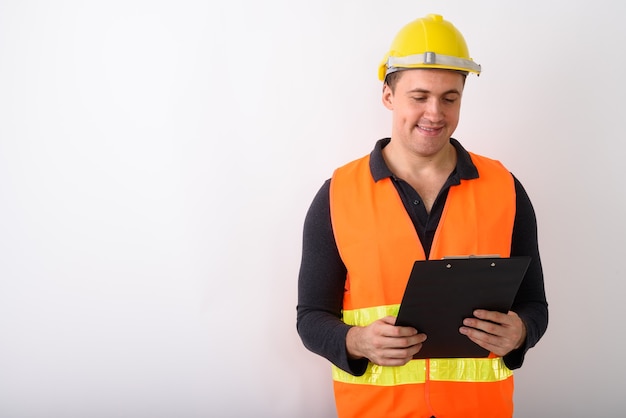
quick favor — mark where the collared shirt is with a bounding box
[369,137,478,257]
[296,138,548,376]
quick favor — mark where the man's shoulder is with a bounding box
[467,151,510,172]
[330,152,375,183]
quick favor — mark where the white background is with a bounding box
[1,0,625,417]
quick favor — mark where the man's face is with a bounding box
[382,69,465,158]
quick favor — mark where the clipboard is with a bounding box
[395,256,531,359]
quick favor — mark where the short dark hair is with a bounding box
[383,71,403,92]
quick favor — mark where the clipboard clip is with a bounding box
[442,255,501,268]
[442,254,501,259]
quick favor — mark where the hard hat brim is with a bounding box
[379,51,481,81]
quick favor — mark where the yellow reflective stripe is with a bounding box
[429,357,513,382]
[333,358,512,386]
[333,361,426,386]
[342,304,400,326]
[340,305,513,385]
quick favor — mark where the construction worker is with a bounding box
[296,14,548,418]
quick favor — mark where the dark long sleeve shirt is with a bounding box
[296,138,548,376]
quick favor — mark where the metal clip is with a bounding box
[424,51,436,64]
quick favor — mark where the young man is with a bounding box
[297,14,548,418]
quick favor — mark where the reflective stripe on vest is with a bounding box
[333,304,512,385]
[333,357,512,385]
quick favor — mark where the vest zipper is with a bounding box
[425,358,437,417]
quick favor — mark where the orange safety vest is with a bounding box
[329,151,517,418]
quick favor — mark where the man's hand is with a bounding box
[346,316,427,366]
[459,310,526,357]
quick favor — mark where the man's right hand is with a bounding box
[345,316,427,366]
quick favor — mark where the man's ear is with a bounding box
[382,84,394,110]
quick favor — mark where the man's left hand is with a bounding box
[459,310,526,357]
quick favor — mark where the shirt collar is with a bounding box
[369,137,479,182]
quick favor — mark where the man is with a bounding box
[296,14,548,418]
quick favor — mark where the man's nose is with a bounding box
[424,99,443,120]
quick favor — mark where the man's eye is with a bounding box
[412,97,427,102]
[443,97,457,104]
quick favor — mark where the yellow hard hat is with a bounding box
[378,14,481,81]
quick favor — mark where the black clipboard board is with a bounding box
[395,256,531,359]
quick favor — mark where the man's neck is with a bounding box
[382,140,457,180]
[382,140,457,213]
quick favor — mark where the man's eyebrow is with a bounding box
[407,88,461,95]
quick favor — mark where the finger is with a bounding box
[387,344,422,359]
[460,326,507,354]
[380,316,398,325]
[461,319,522,356]
[371,342,424,366]
[380,318,418,337]
[462,317,501,336]
[472,309,510,324]
[386,333,427,352]
[460,326,498,345]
